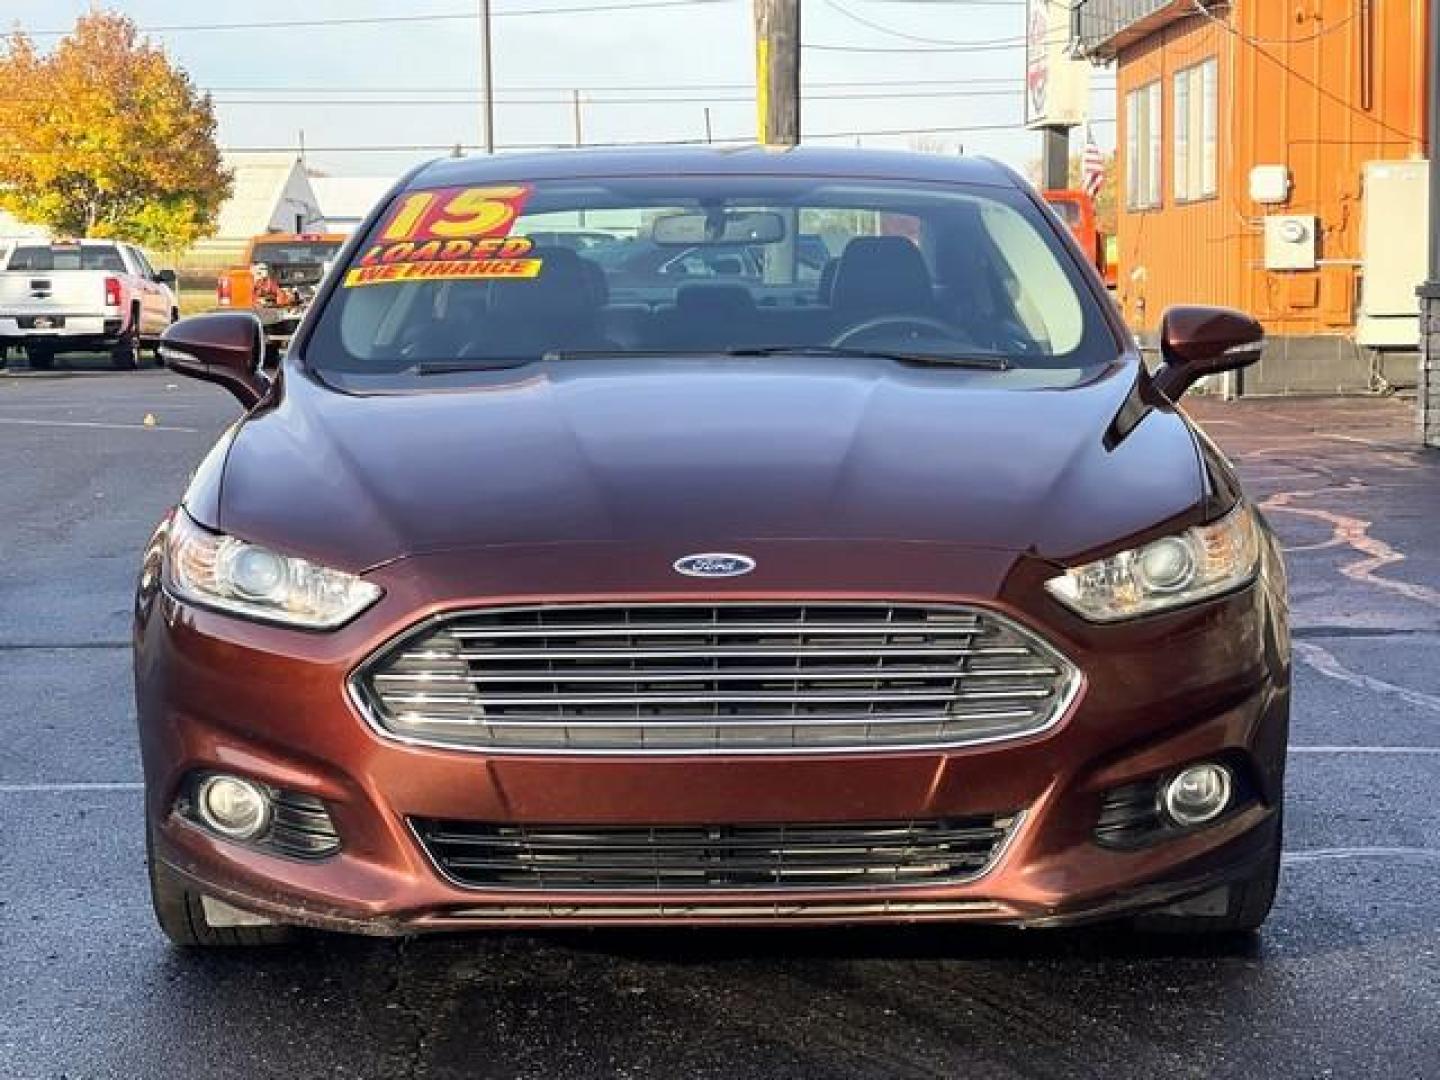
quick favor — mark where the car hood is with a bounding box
[210,357,1203,573]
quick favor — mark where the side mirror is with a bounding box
[156,269,178,289]
[160,312,270,408]
[1153,306,1265,400]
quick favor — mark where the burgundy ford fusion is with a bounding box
[136,148,1288,947]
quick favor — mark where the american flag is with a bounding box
[1081,126,1106,199]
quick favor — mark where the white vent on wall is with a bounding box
[1250,165,1291,205]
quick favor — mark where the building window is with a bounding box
[1126,81,1162,210]
[1174,58,1218,202]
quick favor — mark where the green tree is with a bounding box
[0,12,230,249]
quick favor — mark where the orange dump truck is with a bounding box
[1043,190,1116,290]
[217,233,347,344]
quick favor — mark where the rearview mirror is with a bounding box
[651,210,786,246]
[1153,306,1265,400]
[160,312,269,408]
[156,268,178,289]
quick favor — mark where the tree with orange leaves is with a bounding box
[0,11,230,249]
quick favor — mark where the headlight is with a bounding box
[1044,503,1261,622]
[164,510,381,629]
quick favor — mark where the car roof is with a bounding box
[15,239,123,247]
[410,145,1019,192]
[252,233,348,242]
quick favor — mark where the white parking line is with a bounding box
[0,782,143,792]
[0,417,199,433]
[1288,745,1440,755]
[1283,847,1439,865]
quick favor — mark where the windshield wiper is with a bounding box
[729,345,1011,370]
[416,359,541,374]
[540,346,1011,370]
[417,350,679,373]
[417,346,1012,374]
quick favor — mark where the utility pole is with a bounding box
[754,0,799,286]
[752,0,800,146]
[1420,0,1440,447]
[1041,129,1069,190]
[703,107,713,145]
[480,0,495,153]
[573,90,586,225]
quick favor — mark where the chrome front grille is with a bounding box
[413,816,1017,891]
[355,603,1079,753]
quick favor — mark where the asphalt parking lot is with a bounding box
[2,357,1437,1079]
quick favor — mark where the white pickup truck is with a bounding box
[0,239,179,370]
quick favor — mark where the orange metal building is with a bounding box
[1075,0,1433,392]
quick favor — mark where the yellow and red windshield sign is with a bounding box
[343,184,542,287]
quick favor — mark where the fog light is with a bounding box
[195,774,272,840]
[1161,763,1233,827]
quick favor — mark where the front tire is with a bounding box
[1132,814,1282,936]
[147,829,295,948]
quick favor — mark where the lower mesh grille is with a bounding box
[1094,781,1164,849]
[268,790,341,859]
[414,816,1017,891]
[438,900,1006,921]
[357,602,1078,753]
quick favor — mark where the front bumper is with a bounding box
[134,535,1290,933]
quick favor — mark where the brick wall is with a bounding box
[1422,296,1440,447]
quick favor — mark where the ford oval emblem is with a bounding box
[673,553,756,578]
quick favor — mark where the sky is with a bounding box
[6,0,1117,180]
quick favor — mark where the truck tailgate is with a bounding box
[0,271,107,317]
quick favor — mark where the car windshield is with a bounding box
[305,176,1117,390]
[251,241,343,265]
[7,243,125,272]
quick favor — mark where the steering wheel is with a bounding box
[829,315,966,351]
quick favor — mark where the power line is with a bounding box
[798,22,1087,55]
[1185,1,1359,46]
[1183,0,1418,143]
[803,36,1027,54]
[20,0,733,37]
[19,3,1048,51]
[821,0,1017,47]
[196,88,1091,106]
[196,76,1113,93]
[0,118,1115,156]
